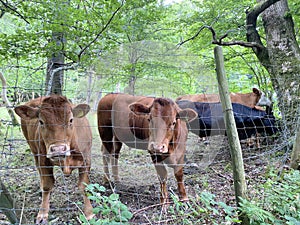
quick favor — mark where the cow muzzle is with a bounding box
[148,142,169,154]
[47,144,71,160]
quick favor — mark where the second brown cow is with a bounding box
[176,87,271,108]
[97,93,197,207]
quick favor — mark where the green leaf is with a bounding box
[108,193,119,201]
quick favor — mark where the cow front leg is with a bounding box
[174,166,188,202]
[154,163,169,209]
[78,167,94,220]
[36,168,55,224]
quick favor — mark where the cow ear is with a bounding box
[14,105,39,120]
[129,103,150,115]
[252,87,261,95]
[177,108,198,122]
[72,104,90,118]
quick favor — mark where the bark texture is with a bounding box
[246,0,300,168]
[261,0,300,130]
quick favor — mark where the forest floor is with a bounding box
[0,116,283,225]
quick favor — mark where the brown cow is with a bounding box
[97,93,197,207]
[14,95,93,224]
[176,87,271,108]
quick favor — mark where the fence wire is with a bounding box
[0,68,293,224]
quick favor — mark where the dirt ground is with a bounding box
[0,114,282,225]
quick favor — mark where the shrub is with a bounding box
[168,191,240,224]
[239,169,300,225]
[79,183,133,225]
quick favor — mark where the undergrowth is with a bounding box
[79,169,300,225]
[239,169,300,225]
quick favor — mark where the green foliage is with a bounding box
[239,169,300,225]
[239,199,277,225]
[94,40,210,96]
[0,0,123,61]
[1,0,287,98]
[79,183,133,225]
[168,191,240,224]
[167,169,300,224]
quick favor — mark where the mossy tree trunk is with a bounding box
[246,0,300,167]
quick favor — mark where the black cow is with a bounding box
[176,100,278,140]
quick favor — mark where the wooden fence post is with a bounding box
[214,46,249,224]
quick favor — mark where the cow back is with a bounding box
[97,93,154,149]
[177,100,277,140]
[176,88,262,108]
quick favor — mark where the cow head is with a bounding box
[129,98,197,154]
[253,88,272,107]
[14,95,90,161]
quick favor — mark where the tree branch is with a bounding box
[0,0,30,24]
[177,25,216,47]
[245,0,282,72]
[77,0,124,61]
[178,0,281,51]
[178,25,263,49]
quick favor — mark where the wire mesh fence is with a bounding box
[0,54,292,224]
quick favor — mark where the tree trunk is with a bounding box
[246,0,300,168]
[261,0,300,134]
[0,179,28,224]
[45,32,65,95]
[86,69,94,104]
[124,44,139,95]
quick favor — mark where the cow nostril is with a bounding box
[50,145,67,153]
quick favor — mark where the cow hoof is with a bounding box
[112,181,121,193]
[36,212,49,224]
[86,213,95,221]
[180,197,189,202]
[36,217,48,224]
[103,176,110,184]
[203,140,210,145]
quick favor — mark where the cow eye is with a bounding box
[172,120,176,127]
[69,118,74,126]
[169,120,176,130]
[39,120,44,126]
